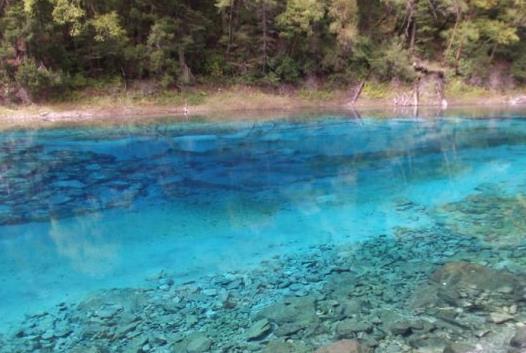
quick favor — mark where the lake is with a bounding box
[1,112,526,353]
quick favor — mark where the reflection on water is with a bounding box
[49,215,119,276]
[2,115,526,352]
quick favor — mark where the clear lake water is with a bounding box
[2,112,526,353]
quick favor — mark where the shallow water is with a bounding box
[2,114,526,353]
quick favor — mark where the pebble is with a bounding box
[2,197,526,353]
[202,289,218,296]
[246,319,272,341]
[41,330,54,340]
[511,326,526,348]
[314,340,363,353]
[490,312,515,324]
[443,342,476,353]
[186,334,212,353]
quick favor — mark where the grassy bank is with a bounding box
[0,82,524,130]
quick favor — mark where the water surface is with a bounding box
[2,113,526,353]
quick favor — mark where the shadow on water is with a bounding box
[2,112,526,352]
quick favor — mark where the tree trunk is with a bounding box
[404,0,415,50]
[413,81,419,106]
[261,2,268,70]
[409,19,417,55]
[454,40,464,74]
[226,0,237,53]
[445,7,461,59]
[348,80,366,105]
[178,47,193,85]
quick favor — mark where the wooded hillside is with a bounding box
[0,0,525,102]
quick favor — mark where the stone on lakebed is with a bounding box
[246,319,272,341]
[510,326,526,348]
[186,334,212,353]
[261,340,309,353]
[314,340,365,353]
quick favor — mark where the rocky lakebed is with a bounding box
[3,186,526,353]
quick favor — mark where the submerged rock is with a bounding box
[432,192,526,246]
[185,333,212,353]
[5,215,526,353]
[246,319,272,341]
[121,335,148,353]
[490,312,515,324]
[255,296,318,327]
[431,262,521,293]
[377,310,413,336]
[412,261,525,312]
[261,340,309,353]
[314,340,364,353]
[69,346,107,353]
[335,319,372,338]
[442,342,476,353]
[408,335,448,351]
[510,326,526,350]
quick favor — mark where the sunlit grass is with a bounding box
[445,79,491,99]
[362,82,400,100]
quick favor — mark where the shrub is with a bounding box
[369,38,415,82]
[15,59,68,101]
[512,58,526,82]
[272,56,301,83]
[204,54,226,80]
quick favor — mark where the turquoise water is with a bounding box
[2,115,526,352]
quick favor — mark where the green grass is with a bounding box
[297,88,334,102]
[361,82,392,99]
[56,83,210,107]
[154,90,209,105]
[445,79,490,99]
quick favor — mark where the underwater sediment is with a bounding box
[3,117,526,353]
[4,192,526,353]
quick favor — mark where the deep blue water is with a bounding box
[2,114,526,353]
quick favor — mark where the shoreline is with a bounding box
[0,87,525,130]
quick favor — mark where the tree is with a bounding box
[441,0,524,77]
[328,0,359,51]
[0,0,525,101]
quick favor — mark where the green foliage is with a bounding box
[445,77,489,97]
[15,59,67,100]
[147,17,179,76]
[276,0,325,37]
[362,82,392,99]
[328,0,359,50]
[272,56,300,83]
[370,38,416,82]
[512,57,526,82]
[50,0,84,35]
[509,40,526,82]
[90,12,126,43]
[203,54,226,79]
[0,0,525,102]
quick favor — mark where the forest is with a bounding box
[0,0,525,102]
